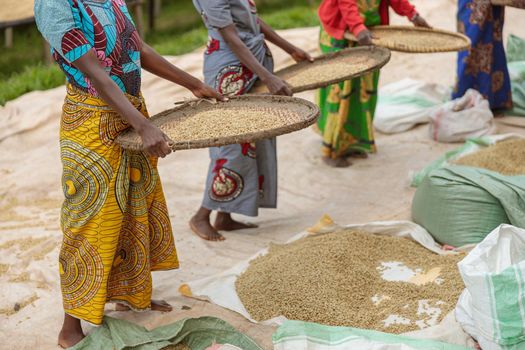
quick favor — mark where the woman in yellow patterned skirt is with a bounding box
[34,0,222,347]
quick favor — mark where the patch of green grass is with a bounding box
[0,64,64,105]
[1,0,321,105]
[149,1,201,34]
[149,4,320,56]
[0,24,65,105]
[150,27,208,56]
[0,24,45,80]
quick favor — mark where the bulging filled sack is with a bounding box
[411,165,525,247]
[374,78,449,134]
[456,225,525,350]
[429,89,494,143]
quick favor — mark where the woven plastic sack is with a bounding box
[273,320,470,350]
[374,78,450,134]
[455,225,525,350]
[411,165,525,247]
[506,35,525,117]
[508,61,525,116]
[508,59,525,117]
[428,89,495,143]
[507,34,525,63]
[411,134,522,187]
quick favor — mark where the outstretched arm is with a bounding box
[339,0,367,36]
[73,51,171,158]
[411,14,431,28]
[258,19,313,62]
[389,0,431,27]
[140,42,224,99]
[338,0,375,45]
[219,24,291,95]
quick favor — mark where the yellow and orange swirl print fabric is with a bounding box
[59,86,179,325]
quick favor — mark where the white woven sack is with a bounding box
[429,89,495,143]
[456,224,525,350]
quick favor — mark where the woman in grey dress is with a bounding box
[190,0,312,241]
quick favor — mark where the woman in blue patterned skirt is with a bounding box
[453,0,513,111]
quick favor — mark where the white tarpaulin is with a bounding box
[180,217,474,348]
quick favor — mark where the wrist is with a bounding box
[135,118,150,135]
[353,24,368,38]
[259,71,274,83]
[283,43,297,55]
[409,12,419,22]
[184,76,204,93]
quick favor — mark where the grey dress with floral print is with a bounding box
[193,0,277,217]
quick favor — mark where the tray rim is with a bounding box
[252,46,391,93]
[344,25,471,53]
[490,0,525,8]
[116,95,320,152]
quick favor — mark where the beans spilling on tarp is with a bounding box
[236,229,465,333]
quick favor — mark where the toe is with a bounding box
[115,303,131,311]
[214,233,225,241]
[152,300,173,312]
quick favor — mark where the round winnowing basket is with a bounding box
[251,46,391,94]
[116,95,319,152]
[491,0,525,8]
[344,26,471,53]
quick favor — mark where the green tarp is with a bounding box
[273,320,471,350]
[70,316,263,350]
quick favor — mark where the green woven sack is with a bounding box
[412,166,525,247]
[506,35,525,116]
[273,320,471,350]
[507,34,525,63]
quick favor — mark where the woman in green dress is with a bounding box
[317,0,430,167]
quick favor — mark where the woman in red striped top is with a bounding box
[316,0,430,167]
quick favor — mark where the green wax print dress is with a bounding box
[317,1,381,159]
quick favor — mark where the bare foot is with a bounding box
[344,149,368,159]
[214,212,258,231]
[189,215,225,241]
[115,299,173,312]
[322,156,352,168]
[58,330,85,349]
[151,299,173,312]
[58,314,85,349]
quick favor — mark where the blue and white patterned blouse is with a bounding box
[35,0,142,96]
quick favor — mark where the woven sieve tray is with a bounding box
[344,26,471,53]
[491,0,525,8]
[251,46,390,94]
[116,95,319,151]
